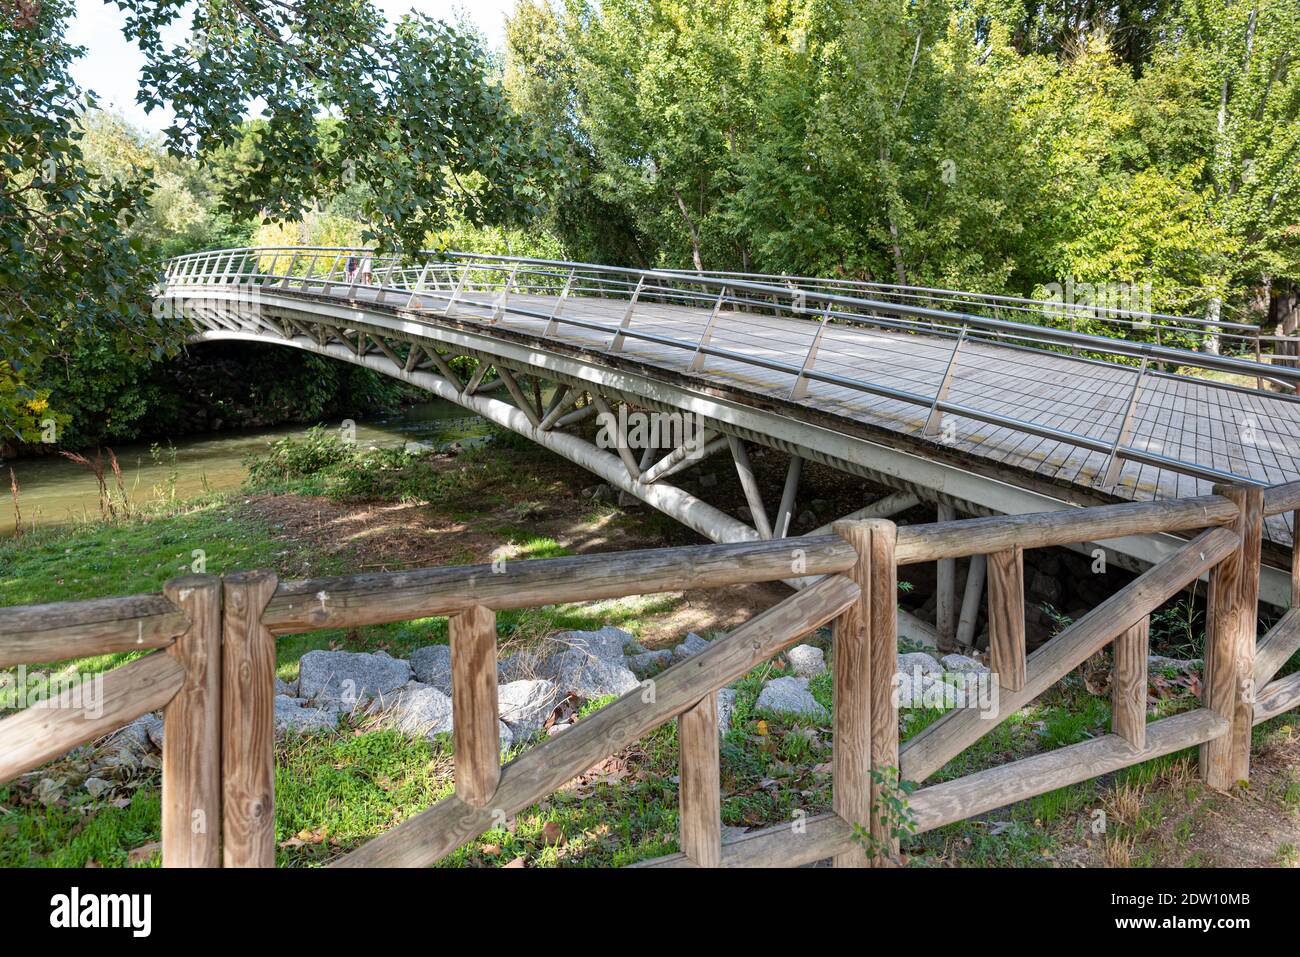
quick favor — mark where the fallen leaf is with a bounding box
[541,821,564,846]
[504,856,526,868]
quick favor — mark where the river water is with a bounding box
[1,401,489,537]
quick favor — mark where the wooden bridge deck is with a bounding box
[268,281,1300,549]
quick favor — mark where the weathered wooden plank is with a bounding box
[860,521,899,865]
[331,574,859,867]
[1201,485,1263,789]
[893,494,1239,565]
[634,812,855,868]
[901,527,1238,783]
[1254,608,1300,687]
[935,503,957,643]
[450,605,500,807]
[830,521,872,868]
[1254,672,1300,725]
[162,575,223,867]
[677,693,721,867]
[221,570,278,867]
[0,593,188,668]
[907,709,1228,834]
[1111,617,1149,749]
[0,652,185,784]
[263,537,856,634]
[986,545,1026,692]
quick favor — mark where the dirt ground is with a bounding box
[237,475,791,650]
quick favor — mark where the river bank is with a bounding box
[1,400,486,537]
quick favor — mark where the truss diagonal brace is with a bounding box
[727,435,773,539]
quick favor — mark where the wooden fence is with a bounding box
[2,481,1299,868]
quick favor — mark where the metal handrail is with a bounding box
[161,247,1300,492]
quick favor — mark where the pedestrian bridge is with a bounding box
[158,247,1300,610]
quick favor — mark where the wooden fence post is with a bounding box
[221,570,278,867]
[677,692,721,867]
[450,605,500,807]
[1111,616,1149,750]
[1200,485,1263,790]
[987,546,1027,692]
[161,575,222,867]
[834,518,898,866]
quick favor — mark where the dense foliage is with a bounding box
[504,0,1300,331]
[2,0,554,447]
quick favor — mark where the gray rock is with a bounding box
[716,688,737,736]
[273,694,338,735]
[551,649,639,700]
[498,721,515,754]
[275,677,299,697]
[787,644,826,678]
[755,676,828,721]
[498,679,561,739]
[940,653,989,674]
[898,651,944,677]
[552,626,637,662]
[383,683,454,738]
[96,714,161,769]
[144,713,165,750]
[673,631,711,660]
[626,649,673,674]
[410,644,454,694]
[1148,654,1202,674]
[298,650,412,710]
[895,671,942,709]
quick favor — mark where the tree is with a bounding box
[1,0,554,442]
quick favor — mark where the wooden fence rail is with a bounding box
[1,480,1298,867]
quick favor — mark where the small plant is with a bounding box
[244,425,355,486]
[851,766,918,864]
[150,441,179,503]
[1150,599,1205,660]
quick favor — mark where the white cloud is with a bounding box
[66,0,516,133]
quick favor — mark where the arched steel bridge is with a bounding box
[158,247,1300,615]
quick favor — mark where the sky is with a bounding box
[66,0,517,132]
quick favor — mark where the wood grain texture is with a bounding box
[263,537,855,634]
[0,651,185,784]
[331,574,858,867]
[1254,608,1300,687]
[677,693,721,867]
[831,521,871,868]
[1201,485,1263,789]
[907,709,1227,834]
[1111,617,1149,749]
[162,575,223,867]
[986,546,1026,692]
[865,521,899,864]
[221,570,278,867]
[450,605,500,807]
[902,527,1238,784]
[935,504,957,642]
[893,494,1239,565]
[0,592,188,668]
[1293,507,1299,608]
[635,811,854,868]
[1254,672,1300,725]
